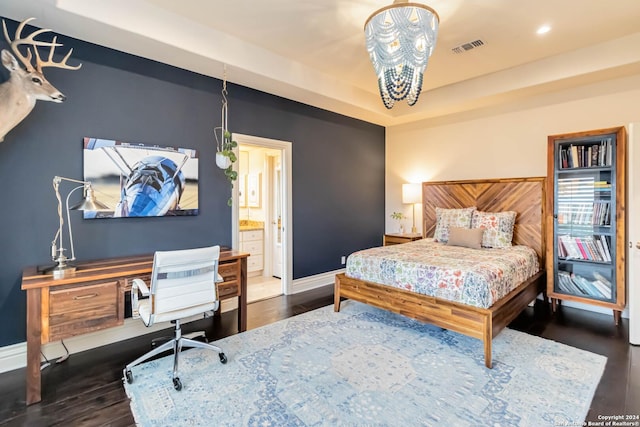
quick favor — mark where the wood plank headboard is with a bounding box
[422,177,546,263]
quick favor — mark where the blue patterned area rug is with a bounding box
[123,301,606,426]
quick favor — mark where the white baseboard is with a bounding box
[0,269,344,374]
[0,342,27,374]
[290,268,344,294]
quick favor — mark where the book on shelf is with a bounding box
[574,275,601,297]
[599,235,612,262]
[557,234,611,262]
[591,280,612,299]
[580,236,596,261]
[599,138,613,166]
[557,237,566,258]
[556,202,610,226]
[592,271,613,299]
[574,238,589,260]
[592,271,611,286]
[556,270,611,299]
[559,149,568,169]
[556,270,577,294]
[592,202,611,226]
[558,235,580,259]
[591,144,599,165]
[583,236,602,262]
[595,239,607,262]
[572,145,579,167]
[559,138,612,169]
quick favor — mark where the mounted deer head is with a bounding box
[0,17,81,142]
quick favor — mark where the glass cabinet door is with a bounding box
[553,137,616,302]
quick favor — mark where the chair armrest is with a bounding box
[131,278,150,319]
[132,278,150,295]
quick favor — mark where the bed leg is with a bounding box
[484,317,492,368]
[334,275,341,312]
[484,342,492,368]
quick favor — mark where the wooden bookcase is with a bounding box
[546,126,627,324]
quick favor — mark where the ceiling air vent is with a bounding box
[451,39,485,54]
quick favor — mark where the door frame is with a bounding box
[231,133,293,295]
[268,155,283,278]
[629,122,639,344]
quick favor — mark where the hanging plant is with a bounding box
[214,67,238,206]
[218,130,237,205]
[215,130,237,169]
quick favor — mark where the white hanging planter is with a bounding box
[216,152,232,169]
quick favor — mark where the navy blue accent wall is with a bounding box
[0,18,385,347]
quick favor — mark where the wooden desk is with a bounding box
[21,250,248,405]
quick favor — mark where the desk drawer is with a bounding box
[218,281,239,299]
[121,274,152,293]
[218,261,240,299]
[218,262,238,281]
[48,281,120,342]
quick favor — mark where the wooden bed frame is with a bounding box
[334,177,546,368]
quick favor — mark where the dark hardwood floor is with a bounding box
[0,285,637,426]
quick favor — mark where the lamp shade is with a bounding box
[69,186,109,210]
[402,183,421,204]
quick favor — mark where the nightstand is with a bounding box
[383,233,423,246]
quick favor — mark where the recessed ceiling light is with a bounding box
[537,25,551,35]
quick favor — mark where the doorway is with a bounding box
[231,134,293,301]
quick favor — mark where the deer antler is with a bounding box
[2,17,81,72]
[33,36,82,72]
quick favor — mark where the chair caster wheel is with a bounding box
[124,369,133,384]
[173,377,182,391]
[219,352,228,364]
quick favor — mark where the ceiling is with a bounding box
[3,0,640,126]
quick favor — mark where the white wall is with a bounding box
[238,148,267,222]
[386,73,640,234]
[386,72,640,319]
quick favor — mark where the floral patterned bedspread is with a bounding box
[345,238,540,309]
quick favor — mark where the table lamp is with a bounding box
[402,183,421,234]
[49,176,108,279]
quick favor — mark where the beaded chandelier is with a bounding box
[364,0,439,109]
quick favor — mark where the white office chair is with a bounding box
[123,245,227,391]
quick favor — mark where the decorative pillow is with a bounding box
[433,207,476,243]
[471,210,517,248]
[446,227,484,249]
